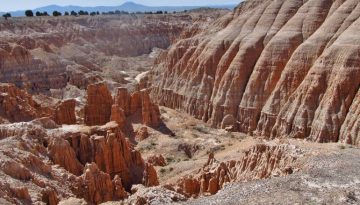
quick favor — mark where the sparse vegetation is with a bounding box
[159,168,166,174]
[25,10,34,17]
[193,125,210,134]
[70,11,77,16]
[2,13,11,20]
[166,156,175,164]
[339,144,346,149]
[36,11,49,16]
[206,144,226,154]
[52,11,62,17]
[78,10,89,15]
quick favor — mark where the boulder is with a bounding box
[135,127,149,141]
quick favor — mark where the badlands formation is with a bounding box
[151,0,360,145]
[0,1,360,205]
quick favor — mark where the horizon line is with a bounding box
[0,1,237,13]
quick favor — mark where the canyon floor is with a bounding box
[1,2,360,205]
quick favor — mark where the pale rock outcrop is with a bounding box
[174,144,303,197]
[58,198,87,205]
[150,0,360,145]
[0,122,75,204]
[121,185,187,205]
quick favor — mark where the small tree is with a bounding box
[2,13,11,20]
[43,11,49,16]
[52,11,62,16]
[164,11,168,14]
[90,11,96,16]
[35,11,42,16]
[25,10,34,17]
[64,11,69,16]
[78,10,89,15]
[70,11,77,16]
[96,11,100,15]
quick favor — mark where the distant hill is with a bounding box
[0,1,236,17]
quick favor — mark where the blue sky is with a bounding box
[1,0,240,11]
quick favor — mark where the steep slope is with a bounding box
[0,14,200,94]
[150,0,360,145]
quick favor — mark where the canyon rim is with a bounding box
[0,0,360,205]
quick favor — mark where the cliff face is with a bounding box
[0,80,162,204]
[151,0,360,145]
[84,83,161,128]
[0,83,53,123]
[0,83,78,125]
[0,15,190,94]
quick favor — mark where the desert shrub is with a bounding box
[2,13,11,19]
[25,10,34,17]
[52,11,62,16]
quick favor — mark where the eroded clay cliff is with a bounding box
[172,143,303,197]
[150,0,360,145]
[0,12,226,95]
[0,118,159,204]
[85,83,161,128]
